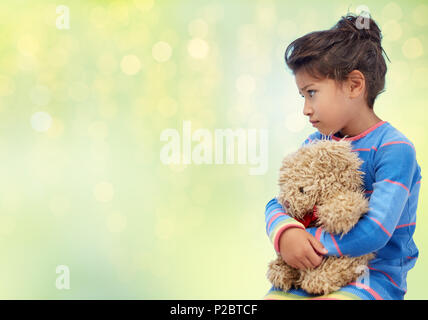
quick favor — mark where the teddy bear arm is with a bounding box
[267,255,300,292]
[299,254,375,295]
[316,191,370,235]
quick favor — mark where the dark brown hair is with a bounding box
[284,14,389,109]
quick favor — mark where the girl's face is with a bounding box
[295,70,354,136]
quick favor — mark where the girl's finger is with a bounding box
[303,257,315,269]
[294,261,305,270]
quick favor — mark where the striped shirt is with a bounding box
[265,120,422,299]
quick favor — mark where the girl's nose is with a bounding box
[303,101,313,117]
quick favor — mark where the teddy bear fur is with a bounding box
[266,137,375,295]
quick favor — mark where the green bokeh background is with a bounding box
[1,0,427,299]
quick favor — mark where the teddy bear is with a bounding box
[266,137,375,295]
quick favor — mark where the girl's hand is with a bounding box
[279,228,328,270]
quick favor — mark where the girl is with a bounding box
[264,14,422,300]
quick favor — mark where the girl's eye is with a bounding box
[307,90,316,97]
[300,90,316,98]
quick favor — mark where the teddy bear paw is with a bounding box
[267,258,298,291]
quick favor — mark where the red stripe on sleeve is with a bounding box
[384,179,410,194]
[368,216,392,237]
[330,234,343,257]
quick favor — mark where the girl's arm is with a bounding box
[265,197,305,253]
[306,141,420,257]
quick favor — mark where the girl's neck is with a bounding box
[338,111,383,138]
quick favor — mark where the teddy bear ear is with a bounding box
[309,139,363,172]
[332,139,364,168]
[311,139,365,189]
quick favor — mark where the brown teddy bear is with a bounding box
[267,138,375,295]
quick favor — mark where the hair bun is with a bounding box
[332,14,382,46]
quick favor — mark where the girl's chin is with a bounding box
[318,128,337,137]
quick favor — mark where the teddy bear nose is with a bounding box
[284,200,290,209]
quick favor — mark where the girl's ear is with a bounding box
[346,69,366,99]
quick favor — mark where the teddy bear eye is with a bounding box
[299,187,305,193]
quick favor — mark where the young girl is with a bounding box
[264,14,422,300]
